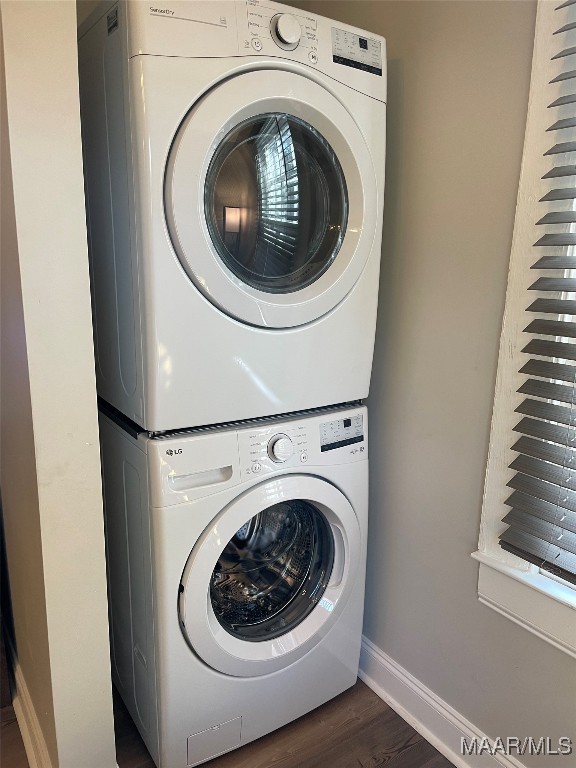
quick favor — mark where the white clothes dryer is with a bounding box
[79,2,386,432]
[99,404,368,767]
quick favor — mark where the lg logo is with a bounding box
[165,448,183,456]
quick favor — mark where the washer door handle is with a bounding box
[329,525,346,588]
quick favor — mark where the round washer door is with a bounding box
[178,475,361,677]
[165,69,378,328]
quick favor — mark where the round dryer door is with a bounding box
[165,69,378,328]
[178,475,361,677]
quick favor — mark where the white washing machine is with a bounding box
[79,1,386,432]
[99,404,368,767]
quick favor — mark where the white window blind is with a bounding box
[476,0,576,657]
[499,0,576,586]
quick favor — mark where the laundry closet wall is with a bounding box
[0,2,115,766]
[290,0,576,764]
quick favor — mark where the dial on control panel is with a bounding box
[268,434,294,463]
[270,13,301,50]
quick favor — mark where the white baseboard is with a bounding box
[7,640,55,768]
[359,636,526,768]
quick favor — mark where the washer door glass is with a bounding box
[210,499,334,641]
[178,474,361,676]
[205,114,348,294]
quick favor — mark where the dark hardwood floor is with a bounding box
[2,680,455,768]
[1,704,29,768]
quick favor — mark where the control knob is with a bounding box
[271,13,301,49]
[268,434,294,463]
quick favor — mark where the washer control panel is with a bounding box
[320,413,364,453]
[268,433,295,462]
[237,407,367,478]
[239,421,309,477]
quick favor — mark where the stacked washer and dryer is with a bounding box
[78,2,386,766]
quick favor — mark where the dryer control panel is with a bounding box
[118,0,386,103]
[244,1,319,61]
[242,0,385,98]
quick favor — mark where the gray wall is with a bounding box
[293,0,575,762]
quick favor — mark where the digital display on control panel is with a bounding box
[320,414,364,452]
[331,28,382,76]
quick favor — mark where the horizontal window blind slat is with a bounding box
[500,529,576,584]
[512,434,576,467]
[544,141,576,154]
[549,74,576,86]
[507,470,576,514]
[519,358,576,382]
[500,530,576,578]
[513,415,576,447]
[522,338,576,361]
[503,510,576,553]
[533,234,576,247]
[542,165,576,178]
[546,115,576,127]
[517,378,576,403]
[531,255,576,269]
[505,489,576,533]
[540,187,576,200]
[556,0,576,9]
[534,232,576,249]
[548,93,576,107]
[516,397,576,425]
[527,298,576,313]
[528,277,576,291]
[554,20,576,33]
[552,45,576,59]
[500,540,576,584]
[510,453,576,487]
[524,318,576,338]
[536,210,576,223]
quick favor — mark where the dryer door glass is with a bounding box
[204,114,348,294]
[210,499,334,641]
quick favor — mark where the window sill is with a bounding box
[472,551,576,658]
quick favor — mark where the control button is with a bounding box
[252,462,262,473]
[275,14,301,45]
[300,452,308,463]
[309,51,318,64]
[251,37,263,51]
[268,434,294,463]
[271,13,301,50]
